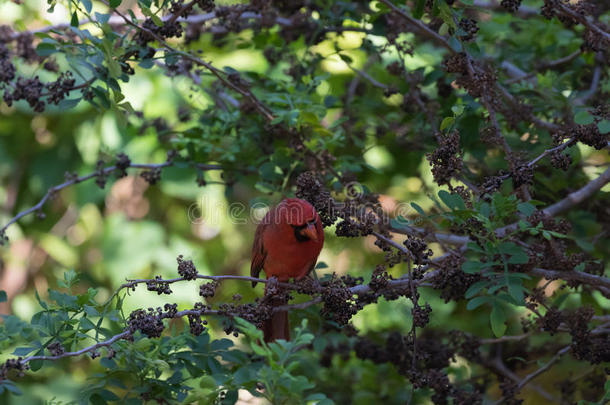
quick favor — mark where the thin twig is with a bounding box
[544,166,610,216]
[20,331,131,364]
[0,160,222,239]
[530,267,610,291]
[516,346,571,391]
[503,50,581,85]
[101,1,275,122]
[377,0,455,54]
[556,3,610,42]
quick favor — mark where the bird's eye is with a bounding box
[291,218,315,230]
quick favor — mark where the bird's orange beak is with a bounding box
[301,223,318,242]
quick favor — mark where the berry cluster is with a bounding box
[177,255,198,280]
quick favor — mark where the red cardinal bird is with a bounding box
[251,198,324,342]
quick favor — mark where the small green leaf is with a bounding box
[508,280,524,303]
[338,53,353,64]
[438,23,449,36]
[36,42,57,57]
[94,12,111,24]
[413,0,426,19]
[82,0,93,13]
[598,119,610,134]
[12,347,37,356]
[80,317,97,331]
[448,37,463,52]
[451,105,464,116]
[270,116,283,125]
[478,202,490,218]
[0,290,6,303]
[508,251,529,264]
[109,0,122,7]
[315,262,329,269]
[438,190,465,210]
[440,116,454,131]
[2,381,22,396]
[58,98,81,110]
[151,14,163,27]
[574,110,594,125]
[517,202,536,217]
[466,296,490,310]
[323,95,337,108]
[464,280,489,299]
[462,261,483,274]
[410,202,426,216]
[490,303,507,337]
[250,343,268,356]
[35,290,48,310]
[71,11,79,27]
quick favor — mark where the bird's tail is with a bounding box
[262,309,290,342]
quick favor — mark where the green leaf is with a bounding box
[490,303,507,337]
[448,37,462,52]
[440,116,454,131]
[94,12,110,24]
[338,53,353,64]
[438,23,449,36]
[462,260,486,274]
[315,262,328,269]
[574,110,594,125]
[507,279,524,303]
[80,317,97,331]
[478,202,490,218]
[2,381,22,396]
[575,238,594,252]
[508,251,529,264]
[58,98,81,110]
[438,190,465,210]
[323,95,337,108]
[36,42,57,57]
[410,202,426,216]
[451,105,464,116]
[466,296,491,310]
[71,11,79,27]
[464,280,489,299]
[13,346,37,356]
[437,2,456,28]
[82,0,93,13]
[109,0,122,7]
[35,290,48,310]
[0,290,6,303]
[413,0,426,18]
[270,116,283,125]
[517,202,536,217]
[598,119,610,134]
[151,14,163,27]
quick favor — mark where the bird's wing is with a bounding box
[250,220,268,286]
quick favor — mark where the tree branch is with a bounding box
[0,159,223,242]
[531,267,610,292]
[377,0,455,54]
[544,166,610,216]
[100,1,275,122]
[515,346,571,393]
